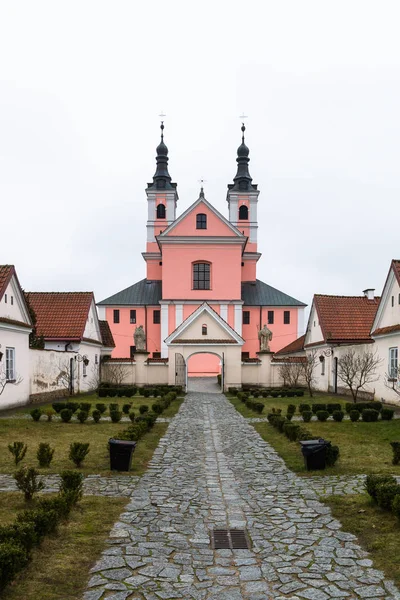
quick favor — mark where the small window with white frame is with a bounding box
[321,356,325,376]
[95,354,98,365]
[5,348,15,381]
[389,347,398,379]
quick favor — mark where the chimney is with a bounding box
[363,288,375,300]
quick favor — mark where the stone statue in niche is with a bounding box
[258,324,273,352]
[134,325,146,351]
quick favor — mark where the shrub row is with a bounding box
[233,387,305,398]
[98,384,183,398]
[0,470,83,592]
[365,474,400,519]
[8,441,90,469]
[345,401,383,413]
[267,413,340,466]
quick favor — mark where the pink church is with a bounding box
[98,124,306,388]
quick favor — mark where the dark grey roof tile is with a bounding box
[241,279,306,307]
[98,279,162,306]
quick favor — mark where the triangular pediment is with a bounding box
[371,260,400,334]
[160,196,245,239]
[165,303,244,345]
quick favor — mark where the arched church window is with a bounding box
[193,262,210,290]
[202,324,207,335]
[196,213,207,229]
[239,205,248,220]
[156,203,166,219]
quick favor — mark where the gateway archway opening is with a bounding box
[186,352,223,393]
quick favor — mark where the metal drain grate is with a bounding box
[211,529,250,550]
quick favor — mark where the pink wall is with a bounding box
[168,304,176,334]
[188,353,221,376]
[146,260,162,280]
[241,306,299,357]
[169,201,237,237]
[162,244,242,300]
[241,260,257,281]
[106,306,161,358]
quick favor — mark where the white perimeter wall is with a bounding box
[0,328,30,409]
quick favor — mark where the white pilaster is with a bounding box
[175,304,183,327]
[234,304,243,336]
[249,197,258,243]
[220,304,228,322]
[228,195,238,223]
[161,304,169,357]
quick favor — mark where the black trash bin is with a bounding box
[109,438,137,471]
[300,439,331,471]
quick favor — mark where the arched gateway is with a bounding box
[166,303,243,391]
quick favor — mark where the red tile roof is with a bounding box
[309,294,380,344]
[275,334,305,355]
[0,265,15,301]
[99,320,115,348]
[25,292,93,340]
[272,356,307,363]
[372,324,400,337]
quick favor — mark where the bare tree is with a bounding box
[301,350,319,398]
[384,364,400,397]
[102,361,128,386]
[337,348,382,402]
[56,357,73,393]
[0,365,23,396]
[278,360,304,387]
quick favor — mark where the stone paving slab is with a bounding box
[82,392,400,599]
[0,473,140,497]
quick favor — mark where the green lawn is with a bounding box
[324,494,400,590]
[0,492,127,600]
[229,394,400,476]
[0,394,183,475]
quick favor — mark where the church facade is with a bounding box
[98,124,306,388]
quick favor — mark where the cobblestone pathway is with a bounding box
[82,391,400,600]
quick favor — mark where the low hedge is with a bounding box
[345,401,382,413]
[0,470,82,592]
[361,409,379,422]
[312,403,327,414]
[245,399,264,414]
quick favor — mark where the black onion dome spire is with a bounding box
[232,123,255,191]
[148,122,174,190]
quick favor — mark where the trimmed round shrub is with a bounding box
[79,403,91,413]
[326,445,340,467]
[122,403,132,414]
[95,403,107,414]
[312,403,327,414]
[327,403,342,414]
[283,422,301,441]
[299,403,311,413]
[109,403,118,413]
[110,410,122,423]
[361,409,379,422]
[302,410,312,423]
[316,410,329,422]
[59,470,84,503]
[129,411,136,422]
[285,412,293,421]
[30,408,42,422]
[44,409,55,422]
[60,409,73,423]
[364,474,397,501]
[0,541,29,590]
[152,403,163,414]
[391,441,400,465]
[392,494,400,520]
[36,443,54,468]
[142,389,151,398]
[92,409,101,423]
[332,410,344,422]
[77,410,88,424]
[376,482,400,511]
[139,405,149,414]
[381,408,395,421]
[66,402,79,413]
[350,410,360,422]
[252,390,260,398]
[287,404,296,414]
[52,402,66,413]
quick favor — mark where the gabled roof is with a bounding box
[275,334,306,355]
[371,259,400,336]
[0,265,14,301]
[159,194,245,239]
[307,294,380,345]
[242,279,306,307]
[99,320,115,348]
[98,279,162,306]
[165,302,244,346]
[25,292,93,340]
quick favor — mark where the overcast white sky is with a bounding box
[1,1,399,311]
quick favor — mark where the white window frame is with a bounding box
[5,347,15,381]
[389,347,398,379]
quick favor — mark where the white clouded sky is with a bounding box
[1,1,399,311]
